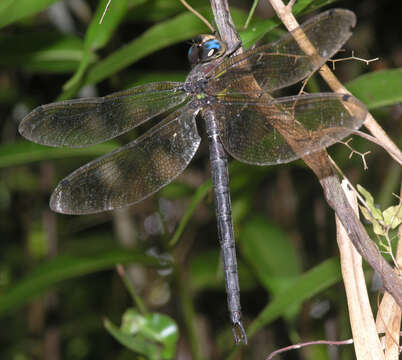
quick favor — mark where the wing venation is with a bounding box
[216,93,367,165]
[208,9,356,95]
[19,82,187,147]
[50,105,200,214]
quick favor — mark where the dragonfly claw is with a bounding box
[233,321,248,345]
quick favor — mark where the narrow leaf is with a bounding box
[84,11,210,86]
[0,32,89,73]
[0,250,166,316]
[247,257,341,338]
[383,205,402,230]
[346,69,402,109]
[240,216,301,294]
[105,318,160,359]
[168,181,211,247]
[63,0,128,90]
[0,0,59,28]
[0,141,119,168]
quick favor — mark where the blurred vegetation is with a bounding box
[0,0,401,359]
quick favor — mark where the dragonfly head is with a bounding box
[188,34,227,65]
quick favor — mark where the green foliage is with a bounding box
[358,184,402,236]
[346,69,402,109]
[105,310,179,360]
[0,250,166,317]
[63,0,128,91]
[0,32,91,73]
[0,141,119,168]
[0,0,59,28]
[247,257,342,338]
[240,216,301,294]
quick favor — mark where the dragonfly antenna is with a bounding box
[180,0,215,32]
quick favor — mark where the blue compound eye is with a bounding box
[199,39,226,62]
[187,35,227,65]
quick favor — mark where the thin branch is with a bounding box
[243,0,259,29]
[210,0,241,51]
[99,0,112,24]
[180,0,215,32]
[267,0,402,307]
[340,138,371,170]
[265,332,402,360]
[265,338,354,360]
[352,130,402,166]
[329,50,379,70]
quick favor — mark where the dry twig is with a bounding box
[336,181,385,359]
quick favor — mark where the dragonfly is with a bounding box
[19,9,367,344]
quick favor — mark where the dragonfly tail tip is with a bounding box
[233,321,248,345]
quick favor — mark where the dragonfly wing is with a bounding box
[208,9,356,94]
[216,93,367,165]
[19,82,188,147]
[50,105,200,214]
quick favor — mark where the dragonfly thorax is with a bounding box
[184,62,210,97]
[184,66,220,112]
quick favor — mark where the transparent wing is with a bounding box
[207,9,356,95]
[19,82,188,147]
[50,105,200,214]
[215,93,367,165]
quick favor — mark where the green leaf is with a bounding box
[105,318,160,360]
[383,205,402,230]
[247,257,341,338]
[0,0,14,16]
[168,181,211,247]
[0,32,89,73]
[302,0,338,13]
[359,206,385,235]
[105,309,179,359]
[63,0,128,90]
[84,10,211,87]
[0,141,119,168]
[123,310,178,358]
[239,216,301,294]
[0,0,59,28]
[357,184,375,207]
[88,0,127,51]
[0,250,166,317]
[346,69,402,109]
[357,184,383,220]
[357,185,402,235]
